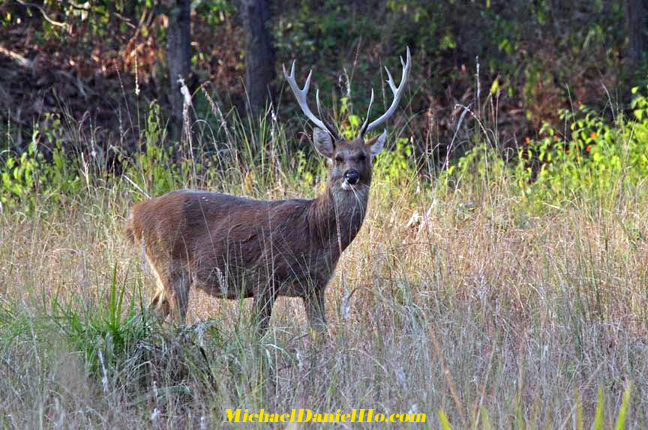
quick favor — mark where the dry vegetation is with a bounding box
[1,108,647,428]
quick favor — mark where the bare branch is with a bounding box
[0,45,31,68]
[16,0,69,30]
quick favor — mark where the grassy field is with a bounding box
[1,98,647,428]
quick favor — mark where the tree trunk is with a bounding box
[166,0,192,140]
[625,0,648,91]
[240,0,276,113]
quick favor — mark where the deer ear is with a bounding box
[313,127,334,158]
[367,130,387,156]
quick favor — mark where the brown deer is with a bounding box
[125,48,411,333]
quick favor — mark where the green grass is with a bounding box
[1,94,647,428]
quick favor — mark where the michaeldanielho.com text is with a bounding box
[224,409,426,423]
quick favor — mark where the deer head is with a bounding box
[283,47,411,195]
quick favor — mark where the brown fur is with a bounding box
[126,134,384,333]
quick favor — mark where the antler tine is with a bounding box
[316,88,323,119]
[283,61,339,139]
[362,46,412,135]
[384,66,397,93]
[359,89,374,138]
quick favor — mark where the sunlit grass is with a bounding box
[1,95,647,428]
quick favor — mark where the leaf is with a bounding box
[634,109,643,121]
[490,79,499,95]
[437,410,453,430]
[594,387,604,430]
[615,381,632,430]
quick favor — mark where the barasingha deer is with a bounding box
[125,47,411,334]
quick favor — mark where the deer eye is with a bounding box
[335,155,344,163]
[357,153,366,162]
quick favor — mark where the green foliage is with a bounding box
[523,100,648,206]
[194,0,235,25]
[50,264,149,378]
[374,136,417,186]
[444,138,507,195]
[445,92,648,212]
[124,102,185,197]
[1,113,81,211]
[4,1,154,39]
[276,0,380,59]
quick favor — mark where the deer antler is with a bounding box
[283,62,340,139]
[359,47,411,138]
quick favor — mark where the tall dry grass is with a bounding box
[1,94,647,428]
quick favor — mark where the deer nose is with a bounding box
[344,169,360,185]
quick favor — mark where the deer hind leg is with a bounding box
[168,265,191,323]
[147,265,191,323]
[145,253,191,322]
[147,256,172,320]
[150,292,171,318]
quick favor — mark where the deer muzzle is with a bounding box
[344,169,360,185]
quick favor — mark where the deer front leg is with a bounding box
[253,287,277,336]
[304,286,327,332]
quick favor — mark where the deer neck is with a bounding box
[310,183,370,251]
